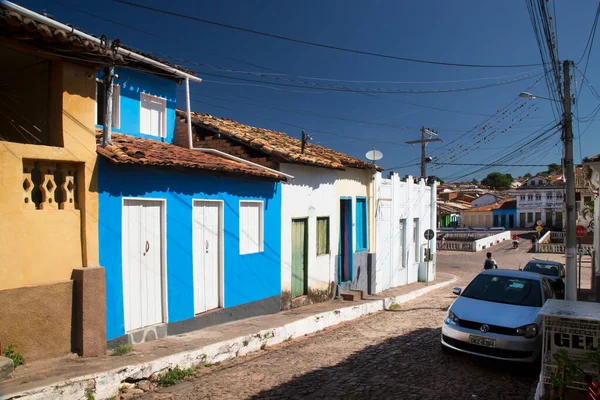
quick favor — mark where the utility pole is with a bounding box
[405,127,442,178]
[563,60,577,301]
[102,65,115,147]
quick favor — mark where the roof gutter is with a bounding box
[0,0,202,83]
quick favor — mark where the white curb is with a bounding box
[5,275,456,400]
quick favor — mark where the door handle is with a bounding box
[143,240,150,256]
[206,240,209,253]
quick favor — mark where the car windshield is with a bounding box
[461,274,542,307]
[523,262,561,277]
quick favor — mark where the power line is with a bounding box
[194,69,543,94]
[115,0,544,69]
[432,162,550,167]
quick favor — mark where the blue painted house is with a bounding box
[96,66,288,345]
[492,199,517,229]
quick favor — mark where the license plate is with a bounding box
[469,335,496,348]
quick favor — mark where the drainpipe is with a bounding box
[427,179,437,282]
[185,77,193,148]
[101,66,114,147]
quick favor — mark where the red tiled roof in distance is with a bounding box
[179,110,383,171]
[462,198,515,213]
[96,133,286,181]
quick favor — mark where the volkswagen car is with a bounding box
[441,269,555,363]
[522,259,565,299]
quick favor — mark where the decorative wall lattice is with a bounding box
[22,160,79,210]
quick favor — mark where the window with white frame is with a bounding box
[96,80,120,128]
[140,92,166,137]
[239,201,263,254]
[535,193,541,201]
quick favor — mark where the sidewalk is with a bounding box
[0,273,456,400]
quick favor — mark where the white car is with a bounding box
[441,269,555,363]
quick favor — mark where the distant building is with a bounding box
[516,176,565,229]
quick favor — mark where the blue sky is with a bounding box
[21,0,600,181]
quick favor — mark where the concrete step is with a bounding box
[340,290,363,302]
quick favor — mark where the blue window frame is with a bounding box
[356,197,368,251]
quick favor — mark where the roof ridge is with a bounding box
[177,109,382,171]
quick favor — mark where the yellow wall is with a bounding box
[462,211,493,228]
[0,60,99,290]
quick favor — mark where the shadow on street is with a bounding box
[250,327,539,400]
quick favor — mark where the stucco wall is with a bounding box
[99,160,281,340]
[462,211,493,228]
[0,60,99,290]
[492,209,517,228]
[471,194,498,208]
[96,68,177,144]
[0,280,73,360]
[335,168,374,295]
[279,163,337,308]
[375,173,434,293]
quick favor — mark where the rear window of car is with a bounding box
[523,262,561,277]
[461,274,542,307]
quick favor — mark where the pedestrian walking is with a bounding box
[483,252,498,270]
[531,233,537,251]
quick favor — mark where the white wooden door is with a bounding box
[193,201,221,314]
[122,200,164,332]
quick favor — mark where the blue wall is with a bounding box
[492,208,517,228]
[99,160,282,340]
[96,68,177,143]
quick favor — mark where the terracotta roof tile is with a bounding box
[463,198,515,213]
[0,6,194,78]
[180,110,382,171]
[96,133,286,181]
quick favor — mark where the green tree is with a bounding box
[523,173,532,178]
[546,163,561,174]
[481,172,513,190]
[471,178,478,185]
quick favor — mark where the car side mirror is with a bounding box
[452,288,462,296]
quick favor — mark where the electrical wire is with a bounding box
[114,0,544,69]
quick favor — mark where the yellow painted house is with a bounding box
[0,2,199,360]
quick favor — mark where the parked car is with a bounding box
[441,269,555,363]
[522,260,565,299]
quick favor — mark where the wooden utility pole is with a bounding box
[563,60,577,301]
[406,127,442,178]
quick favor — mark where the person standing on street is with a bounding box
[484,252,498,270]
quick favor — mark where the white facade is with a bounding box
[516,177,565,228]
[280,163,338,306]
[375,173,436,293]
[471,193,499,208]
[279,163,375,307]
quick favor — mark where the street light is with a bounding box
[517,61,577,301]
[518,92,560,102]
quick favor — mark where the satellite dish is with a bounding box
[366,149,383,161]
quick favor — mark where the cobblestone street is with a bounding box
[141,239,550,400]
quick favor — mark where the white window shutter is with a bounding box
[240,202,263,254]
[140,93,166,137]
[112,85,120,129]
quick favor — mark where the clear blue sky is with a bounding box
[20,0,600,181]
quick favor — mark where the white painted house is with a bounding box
[375,173,437,293]
[516,176,565,228]
[471,193,501,208]
[180,112,380,309]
